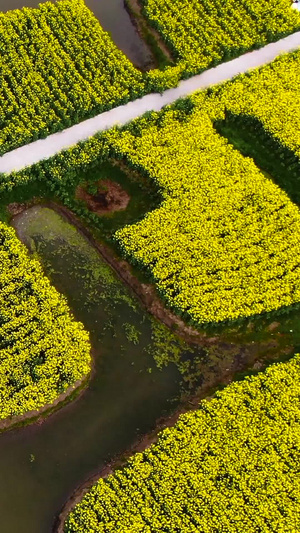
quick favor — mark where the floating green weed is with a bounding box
[123,323,141,345]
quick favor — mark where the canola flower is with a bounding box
[8,50,300,326]
[0,223,91,420]
[1,0,299,157]
[108,76,300,324]
[141,0,300,75]
[65,350,300,532]
[0,0,146,155]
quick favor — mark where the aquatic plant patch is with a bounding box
[0,222,91,420]
[0,0,147,155]
[64,350,300,532]
[140,0,300,75]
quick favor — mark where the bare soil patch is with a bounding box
[267,321,280,331]
[7,201,33,216]
[76,180,130,215]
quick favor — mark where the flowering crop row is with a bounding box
[2,0,299,157]
[6,51,300,326]
[203,49,300,156]
[8,50,300,193]
[65,349,300,532]
[140,0,300,75]
[0,222,91,421]
[2,0,298,156]
[0,0,146,155]
[106,49,300,325]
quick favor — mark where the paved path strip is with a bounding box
[1,30,300,174]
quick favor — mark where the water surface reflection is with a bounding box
[0,0,151,68]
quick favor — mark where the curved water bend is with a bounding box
[1,30,300,174]
[5,203,300,532]
[5,205,184,533]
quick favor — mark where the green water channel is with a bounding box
[0,0,152,70]
[3,205,195,533]
[0,204,297,532]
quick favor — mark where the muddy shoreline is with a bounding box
[8,200,294,532]
[54,345,290,532]
[48,202,299,346]
[47,201,289,531]
[42,201,214,347]
[124,0,174,68]
[10,199,295,351]
[55,360,238,533]
[54,393,199,532]
[0,373,91,435]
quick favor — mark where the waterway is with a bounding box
[0,204,295,532]
[0,0,151,69]
[0,204,192,533]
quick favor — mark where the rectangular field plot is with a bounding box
[0,0,146,154]
[140,0,300,74]
[106,50,300,326]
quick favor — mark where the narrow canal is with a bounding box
[0,204,293,532]
[1,205,189,533]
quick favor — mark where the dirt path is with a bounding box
[1,31,300,174]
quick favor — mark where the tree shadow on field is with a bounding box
[214,111,300,207]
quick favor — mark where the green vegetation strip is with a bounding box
[140,0,300,75]
[0,221,91,420]
[65,351,300,532]
[0,0,147,155]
